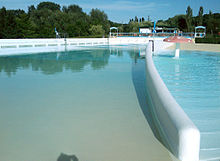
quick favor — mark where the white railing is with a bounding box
[0,38,108,49]
[109,32,176,38]
[0,38,175,56]
[0,38,109,56]
[145,41,200,161]
[109,32,195,38]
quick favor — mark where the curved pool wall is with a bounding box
[145,42,200,161]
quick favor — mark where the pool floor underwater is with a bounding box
[0,46,178,161]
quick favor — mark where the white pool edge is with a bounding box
[145,42,200,161]
[0,37,174,56]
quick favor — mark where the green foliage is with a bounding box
[0,7,7,38]
[195,34,220,44]
[135,16,138,22]
[0,2,110,38]
[62,5,82,13]
[198,6,203,26]
[4,10,18,38]
[37,2,60,11]
[186,6,193,32]
[89,25,105,36]
[157,6,220,36]
[127,16,154,32]
[156,20,170,27]
[90,9,110,34]
[165,15,187,31]
[128,21,139,32]
[0,3,219,39]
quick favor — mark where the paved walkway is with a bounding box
[167,43,220,52]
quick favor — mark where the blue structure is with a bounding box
[153,21,156,33]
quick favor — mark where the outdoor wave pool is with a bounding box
[0,46,177,161]
[153,50,220,161]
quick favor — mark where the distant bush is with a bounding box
[195,34,220,44]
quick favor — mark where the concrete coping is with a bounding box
[145,41,200,161]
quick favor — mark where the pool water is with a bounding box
[153,51,220,161]
[0,46,176,161]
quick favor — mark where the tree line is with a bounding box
[0,2,219,38]
[0,2,110,38]
[122,6,220,35]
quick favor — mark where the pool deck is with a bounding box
[167,43,220,52]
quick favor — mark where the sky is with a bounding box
[1,0,220,23]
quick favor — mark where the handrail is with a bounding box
[145,41,200,161]
[109,32,195,38]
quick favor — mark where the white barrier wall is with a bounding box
[0,38,108,47]
[109,37,149,44]
[0,37,174,56]
[145,42,200,161]
[108,37,173,51]
[0,38,108,56]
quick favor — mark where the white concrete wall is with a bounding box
[153,40,174,53]
[0,37,173,56]
[145,43,200,161]
[108,37,174,54]
[0,38,108,56]
[0,38,108,47]
[109,37,149,45]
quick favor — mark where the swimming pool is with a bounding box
[153,51,220,161]
[0,46,177,161]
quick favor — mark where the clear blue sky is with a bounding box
[1,0,220,23]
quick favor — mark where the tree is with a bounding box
[128,21,139,32]
[177,16,187,31]
[37,2,60,11]
[207,10,214,35]
[28,5,35,15]
[198,6,203,26]
[135,16,138,22]
[90,8,110,34]
[139,18,142,23]
[4,10,18,38]
[147,16,151,22]
[89,25,105,36]
[0,7,7,38]
[62,5,82,13]
[15,13,34,38]
[186,6,193,32]
[1,2,219,38]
